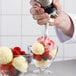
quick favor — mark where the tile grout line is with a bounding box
[0,14,31,16]
[0,35,56,37]
[20,0,23,48]
[0,0,2,46]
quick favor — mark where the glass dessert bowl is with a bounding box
[0,47,32,76]
[28,36,58,75]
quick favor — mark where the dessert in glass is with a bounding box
[0,46,32,76]
[28,35,58,75]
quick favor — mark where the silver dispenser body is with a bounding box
[36,0,52,7]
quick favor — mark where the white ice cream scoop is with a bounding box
[12,56,28,72]
[32,42,45,55]
[0,46,13,65]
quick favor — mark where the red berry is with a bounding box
[47,42,51,46]
[35,55,42,61]
[8,66,16,75]
[6,62,12,67]
[43,51,49,56]
[42,51,50,60]
[20,51,26,55]
[1,62,12,71]
[14,47,21,53]
[13,50,20,56]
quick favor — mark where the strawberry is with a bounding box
[20,51,26,55]
[35,55,42,61]
[14,47,21,53]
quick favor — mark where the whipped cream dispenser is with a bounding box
[35,0,58,36]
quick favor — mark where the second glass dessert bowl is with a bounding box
[0,47,32,76]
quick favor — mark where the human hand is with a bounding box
[30,0,74,37]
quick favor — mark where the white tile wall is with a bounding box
[22,15,57,36]
[0,0,2,14]
[23,0,31,15]
[0,15,21,35]
[1,0,22,14]
[0,36,21,48]
[0,0,76,61]
[22,15,44,36]
[64,44,76,57]
[64,0,76,14]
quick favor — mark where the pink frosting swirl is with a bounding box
[37,36,56,52]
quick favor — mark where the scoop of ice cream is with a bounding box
[49,48,57,58]
[35,59,51,68]
[0,47,13,65]
[12,56,28,72]
[37,36,56,52]
[32,42,45,55]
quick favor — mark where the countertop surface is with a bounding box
[25,60,76,76]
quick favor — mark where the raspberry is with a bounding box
[7,66,16,75]
[6,62,12,68]
[0,62,12,72]
[20,51,26,55]
[0,64,16,75]
[11,47,21,56]
[13,50,20,56]
[35,55,42,61]
[14,47,21,53]
[43,51,49,56]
